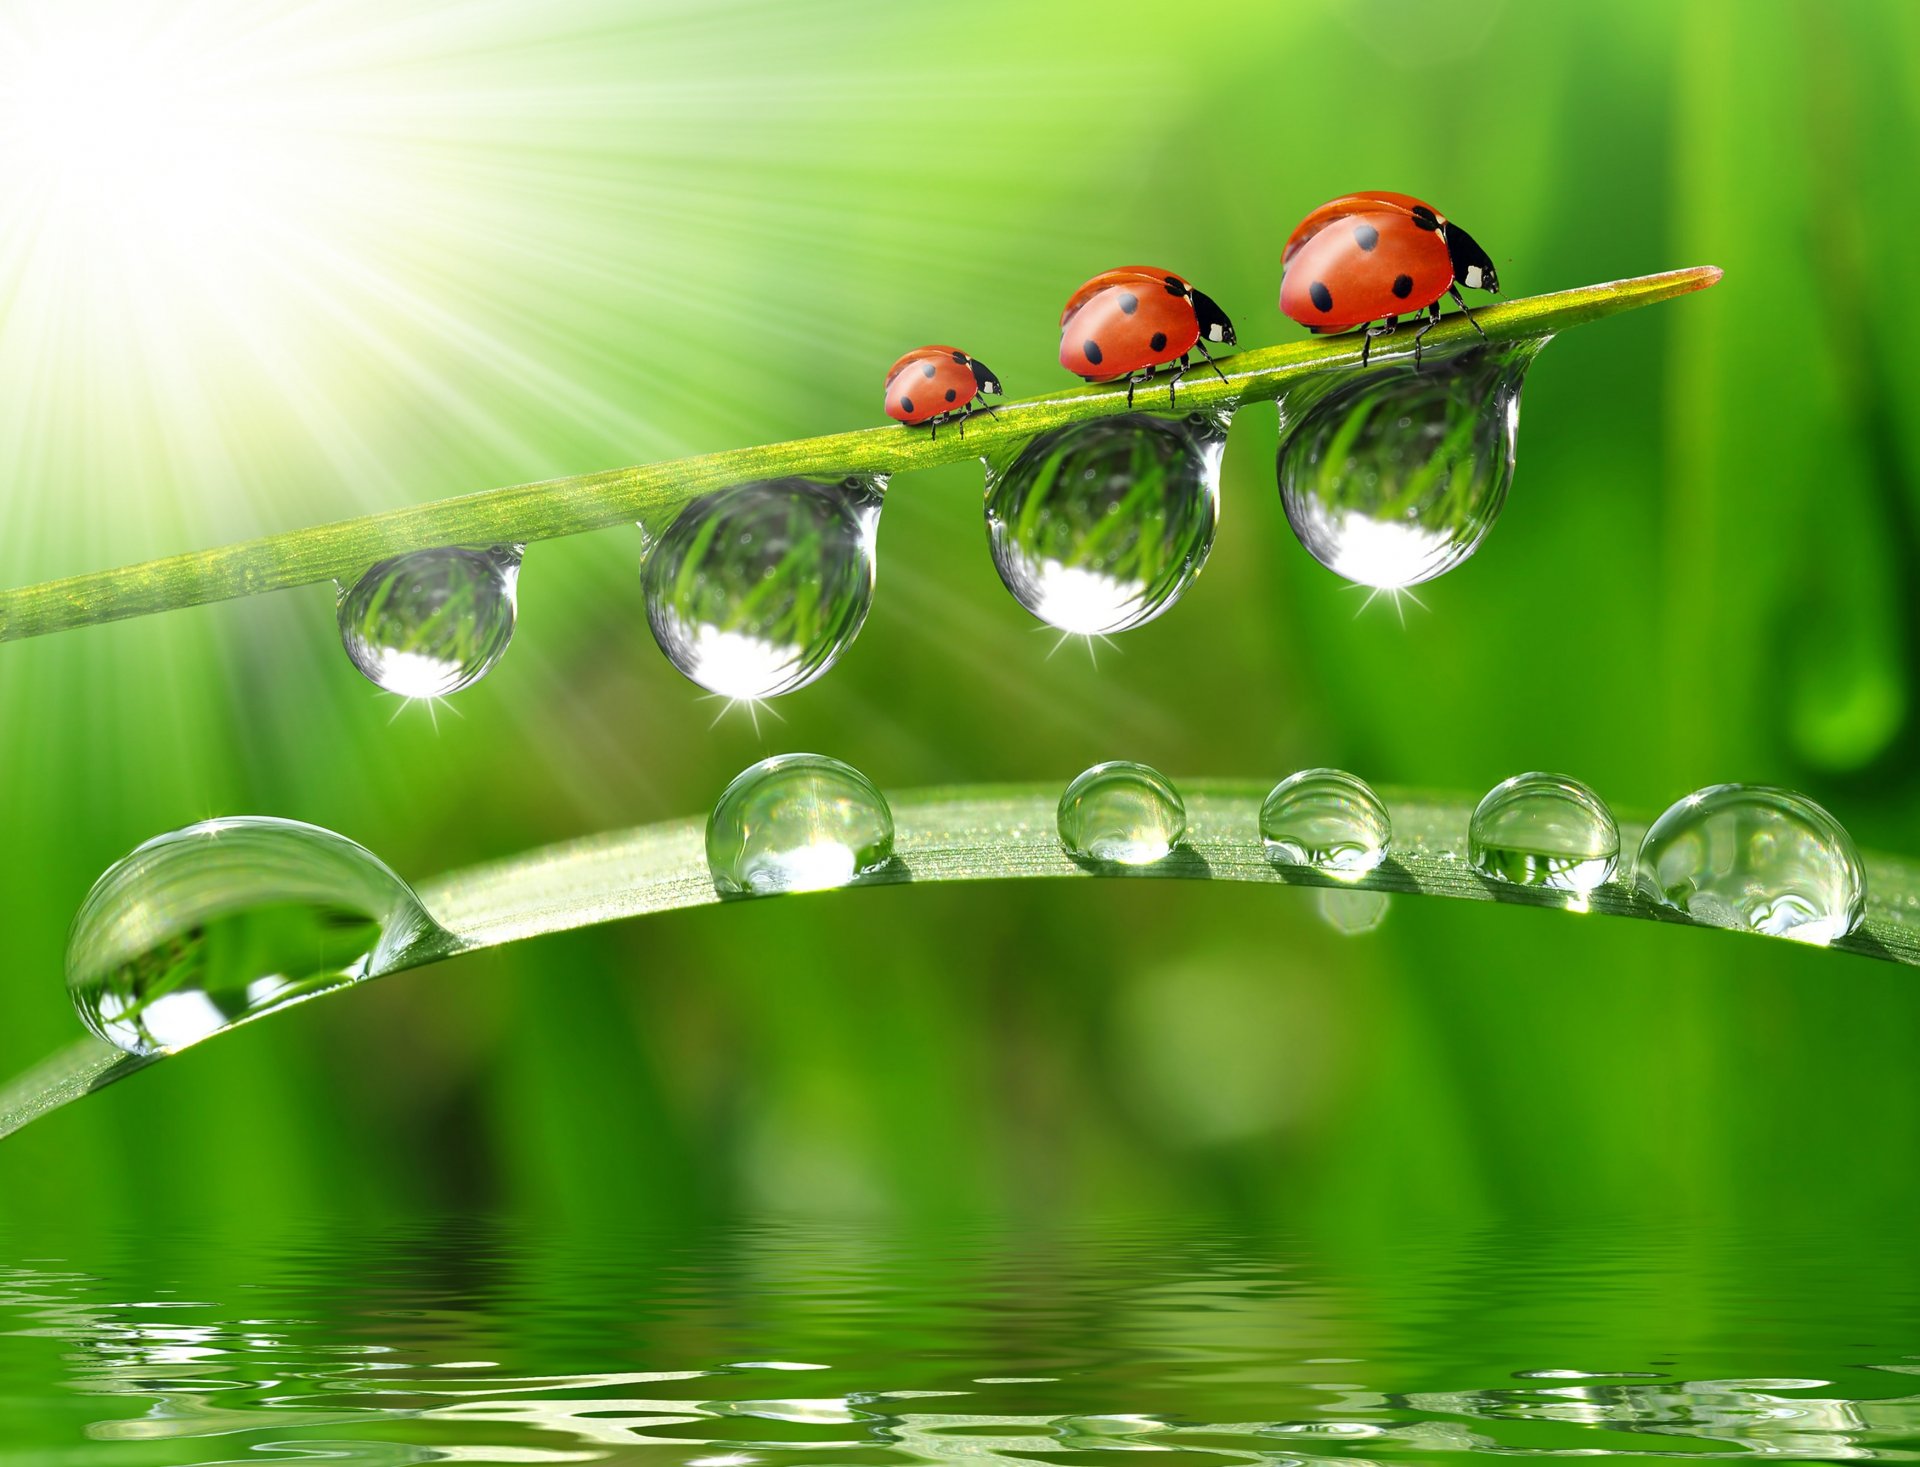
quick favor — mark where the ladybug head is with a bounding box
[1191,287,1237,346]
[965,355,1003,396]
[1444,221,1499,294]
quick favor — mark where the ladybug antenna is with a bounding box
[967,357,1003,395]
[1190,287,1237,346]
[1444,221,1499,295]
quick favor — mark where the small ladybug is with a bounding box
[884,345,1002,437]
[1059,267,1236,407]
[1279,193,1499,365]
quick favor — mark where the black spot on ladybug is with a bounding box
[1118,291,1138,315]
[945,388,958,402]
[1353,223,1379,251]
[901,397,915,414]
[921,362,937,379]
[1391,273,1414,299]
[1411,205,1440,231]
[1149,331,1168,352]
[1309,280,1333,313]
[1164,276,1185,295]
[952,350,968,363]
[1083,339,1103,365]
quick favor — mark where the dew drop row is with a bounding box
[333,341,1538,705]
[61,768,1871,1061]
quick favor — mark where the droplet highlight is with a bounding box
[986,409,1227,634]
[1317,888,1390,935]
[1469,771,1619,894]
[1260,768,1391,879]
[706,753,896,896]
[67,817,452,1057]
[338,545,521,698]
[646,475,884,700]
[1057,761,1186,866]
[1275,342,1539,589]
[1634,784,1867,945]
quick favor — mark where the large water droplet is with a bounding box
[1057,761,1186,866]
[985,409,1227,634]
[706,753,896,896]
[1260,768,1391,879]
[645,475,884,699]
[338,545,521,698]
[1635,784,1866,945]
[67,817,452,1057]
[1469,771,1619,893]
[1275,342,1540,589]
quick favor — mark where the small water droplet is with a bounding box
[706,753,895,896]
[67,817,451,1057]
[1634,784,1866,945]
[1275,342,1540,588]
[986,410,1227,634]
[1260,768,1391,879]
[1057,761,1186,866]
[1317,887,1389,935]
[337,545,521,698]
[646,475,884,699]
[1469,771,1619,893]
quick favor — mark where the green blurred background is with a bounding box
[2,0,1918,1248]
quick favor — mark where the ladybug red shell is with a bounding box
[1279,193,1499,363]
[1059,267,1236,403]
[884,345,1001,434]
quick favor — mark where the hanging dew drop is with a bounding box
[1634,784,1866,945]
[338,545,522,698]
[1057,761,1186,867]
[645,475,884,700]
[1316,888,1390,935]
[1260,769,1391,879]
[706,753,896,896]
[66,817,453,1057]
[1275,342,1540,589]
[1469,771,1620,894]
[985,409,1228,635]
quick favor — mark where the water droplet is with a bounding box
[1260,768,1391,879]
[1275,342,1540,588]
[1634,784,1867,945]
[1469,771,1619,893]
[67,817,451,1057]
[645,475,884,700]
[1316,887,1389,935]
[985,410,1227,634]
[1057,761,1186,866]
[706,753,895,896]
[337,545,521,698]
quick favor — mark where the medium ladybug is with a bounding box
[884,345,1002,437]
[1279,192,1499,365]
[1059,267,1236,407]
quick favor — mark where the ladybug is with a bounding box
[1279,192,1499,365]
[884,345,1002,437]
[1059,267,1236,407]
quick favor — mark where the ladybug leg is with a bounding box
[1412,301,1444,368]
[1448,285,1489,340]
[1167,355,1188,408]
[1192,338,1230,385]
[1361,315,1398,367]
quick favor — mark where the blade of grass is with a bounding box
[0,268,1721,644]
[2,765,1908,1144]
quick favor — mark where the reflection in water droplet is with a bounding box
[1635,784,1866,945]
[1469,772,1619,894]
[1260,769,1391,879]
[1057,762,1186,866]
[1317,887,1389,935]
[985,410,1228,634]
[646,476,885,699]
[67,817,452,1057]
[1275,342,1540,589]
[338,545,522,698]
[706,754,895,896]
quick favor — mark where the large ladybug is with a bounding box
[884,345,1002,437]
[1059,267,1236,407]
[1279,193,1499,364]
